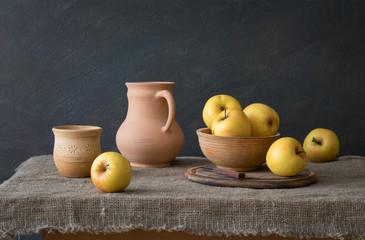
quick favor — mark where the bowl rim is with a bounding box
[196,127,280,139]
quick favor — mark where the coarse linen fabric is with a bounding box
[0,155,364,240]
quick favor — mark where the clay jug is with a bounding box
[116,82,185,167]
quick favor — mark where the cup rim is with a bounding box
[52,125,102,133]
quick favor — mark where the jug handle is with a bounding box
[156,90,175,132]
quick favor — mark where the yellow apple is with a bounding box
[303,128,340,163]
[90,152,132,193]
[266,137,306,177]
[211,108,251,137]
[243,103,280,137]
[202,94,242,129]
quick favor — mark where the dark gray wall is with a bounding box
[1,1,365,239]
[1,0,365,186]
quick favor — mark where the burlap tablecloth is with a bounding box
[0,155,364,240]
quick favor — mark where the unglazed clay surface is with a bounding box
[116,82,185,167]
[196,128,280,172]
[52,125,102,177]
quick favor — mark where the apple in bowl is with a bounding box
[211,108,251,137]
[202,94,242,129]
[243,103,280,137]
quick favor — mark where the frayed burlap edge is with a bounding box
[2,197,364,240]
[1,155,365,240]
[3,220,364,240]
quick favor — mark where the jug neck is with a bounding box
[125,81,175,99]
[124,82,175,120]
[126,81,174,91]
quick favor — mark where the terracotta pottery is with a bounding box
[52,125,102,177]
[196,128,280,172]
[116,82,185,168]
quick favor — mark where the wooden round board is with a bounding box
[185,165,317,189]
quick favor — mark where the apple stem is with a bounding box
[312,137,322,145]
[224,109,227,119]
[104,164,110,172]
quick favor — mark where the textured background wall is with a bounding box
[1,1,365,239]
[1,0,365,185]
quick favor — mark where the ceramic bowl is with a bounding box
[196,128,280,172]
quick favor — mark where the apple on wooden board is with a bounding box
[90,152,132,193]
[202,94,242,129]
[303,128,340,163]
[211,108,251,137]
[266,137,306,177]
[243,103,280,137]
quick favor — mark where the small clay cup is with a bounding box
[52,125,102,178]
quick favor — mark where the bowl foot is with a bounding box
[216,165,258,172]
[130,162,170,168]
